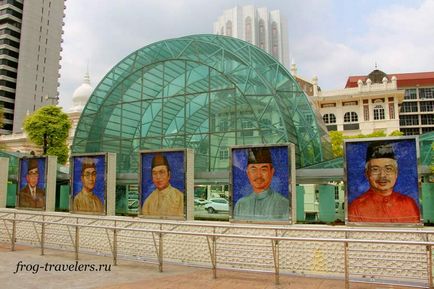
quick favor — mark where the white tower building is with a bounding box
[213,5,289,67]
[69,71,93,138]
[0,1,66,134]
[70,72,92,113]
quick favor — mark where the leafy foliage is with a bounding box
[23,105,71,164]
[330,130,405,158]
[329,131,344,157]
[389,130,404,136]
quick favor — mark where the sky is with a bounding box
[58,0,434,110]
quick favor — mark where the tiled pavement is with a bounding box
[0,243,421,289]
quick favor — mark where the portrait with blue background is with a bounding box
[72,155,106,205]
[140,151,185,207]
[346,138,419,205]
[19,157,46,191]
[232,145,290,205]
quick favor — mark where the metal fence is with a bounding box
[1,208,434,289]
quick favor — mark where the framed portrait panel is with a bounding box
[70,153,107,215]
[230,144,293,223]
[139,149,189,220]
[345,136,421,225]
[17,157,47,210]
[0,157,8,208]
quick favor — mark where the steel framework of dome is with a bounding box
[71,34,332,173]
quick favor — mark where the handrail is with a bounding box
[1,208,433,235]
[0,209,433,289]
[2,217,434,245]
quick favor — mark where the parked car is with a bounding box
[204,198,229,214]
[194,198,208,206]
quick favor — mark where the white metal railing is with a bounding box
[1,208,434,289]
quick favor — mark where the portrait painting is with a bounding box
[17,157,47,210]
[345,137,420,224]
[71,154,106,215]
[140,150,186,219]
[231,144,291,222]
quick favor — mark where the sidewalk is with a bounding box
[0,243,420,289]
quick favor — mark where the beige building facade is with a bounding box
[313,70,405,136]
[346,71,434,136]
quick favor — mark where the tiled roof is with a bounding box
[345,71,434,88]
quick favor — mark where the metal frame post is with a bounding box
[427,244,433,289]
[75,225,79,260]
[206,228,217,279]
[271,239,280,285]
[158,224,163,272]
[113,220,117,266]
[11,212,16,251]
[212,235,217,279]
[41,215,45,255]
[344,241,349,289]
[158,234,163,272]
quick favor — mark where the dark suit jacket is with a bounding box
[18,185,45,209]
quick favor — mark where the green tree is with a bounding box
[329,129,405,158]
[329,131,344,157]
[23,105,71,164]
[388,130,404,137]
[366,130,387,138]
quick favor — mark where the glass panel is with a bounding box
[185,62,209,94]
[163,60,186,96]
[141,99,162,137]
[121,101,141,139]
[140,137,162,150]
[72,35,333,173]
[404,88,417,99]
[143,64,164,98]
[186,93,209,134]
[420,88,434,99]
[210,132,235,171]
[163,95,185,136]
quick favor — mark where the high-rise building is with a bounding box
[346,70,434,135]
[0,0,65,134]
[213,5,289,68]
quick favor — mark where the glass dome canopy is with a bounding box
[72,34,332,173]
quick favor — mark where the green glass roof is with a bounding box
[0,150,25,178]
[72,34,332,173]
[420,131,434,167]
[0,151,70,180]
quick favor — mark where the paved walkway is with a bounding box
[0,243,421,289]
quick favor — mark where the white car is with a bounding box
[204,198,229,214]
[194,198,208,206]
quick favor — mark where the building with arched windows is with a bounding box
[313,69,405,136]
[346,70,434,136]
[213,5,289,68]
